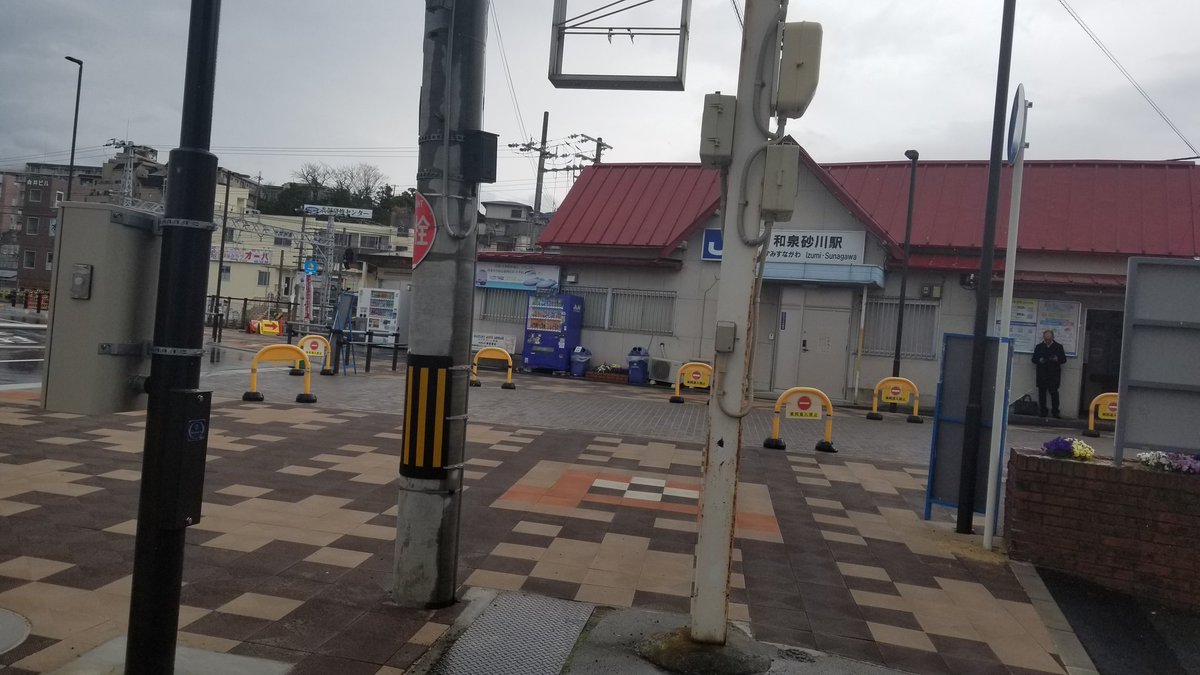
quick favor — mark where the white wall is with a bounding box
[471,223,722,367]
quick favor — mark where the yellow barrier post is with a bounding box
[294,334,335,376]
[763,387,836,453]
[1082,392,1118,438]
[865,377,923,424]
[669,361,713,404]
[243,344,317,404]
[469,347,516,390]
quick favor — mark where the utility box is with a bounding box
[775,22,823,119]
[761,142,800,220]
[43,202,161,415]
[699,93,737,166]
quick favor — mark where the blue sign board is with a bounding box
[701,229,723,261]
[303,260,318,276]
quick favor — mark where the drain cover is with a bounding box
[430,593,592,675]
[0,609,31,655]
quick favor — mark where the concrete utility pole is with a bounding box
[125,1,221,672]
[690,0,776,645]
[534,111,549,213]
[393,0,488,608]
[575,134,611,164]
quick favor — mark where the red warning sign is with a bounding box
[412,191,437,269]
[788,395,821,419]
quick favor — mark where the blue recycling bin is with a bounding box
[627,347,649,385]
[570,348,592,377]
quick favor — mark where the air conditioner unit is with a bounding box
[648,357,682,385]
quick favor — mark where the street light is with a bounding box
[64,56,83,201]
[891,149,920,380]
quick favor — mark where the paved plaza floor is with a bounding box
[0,337,1103,674]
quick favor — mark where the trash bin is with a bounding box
[570,348,592,377]
[627,347,649,385]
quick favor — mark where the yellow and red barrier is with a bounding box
[1082,392,1118,438]
[469,347,516,390]
[668,361,713,403]
[243,344,316,404]
[291,334,334,377]
[763,387,835,453]
[865,377,923,423]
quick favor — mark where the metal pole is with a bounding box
[957,0,1017,535]
[212,179,231,342]
[125,2,221,672]
[393,0,487,608]
[690,0,776,645]
[892,149,919,378]
[299,212,307,268]
[65,57,83,201]
[533,111,549,214]
[984,90,1030,550]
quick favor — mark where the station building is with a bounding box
[473,148,1200,418]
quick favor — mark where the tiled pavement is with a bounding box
[0,386,1076,675]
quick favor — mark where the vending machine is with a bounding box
[356,287,406,343]
[522,293,583,372]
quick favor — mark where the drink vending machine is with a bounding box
[521,293,583,372]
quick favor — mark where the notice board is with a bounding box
[995,298,1081,356]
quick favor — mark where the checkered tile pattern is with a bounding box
[0,392,1071,675]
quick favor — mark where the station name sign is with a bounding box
[766,230,865,265]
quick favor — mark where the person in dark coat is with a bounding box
[1032,330,1067,418]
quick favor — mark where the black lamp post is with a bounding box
[891,149,920,379]
[64,56,83,200]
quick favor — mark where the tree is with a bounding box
[258,162,412,221]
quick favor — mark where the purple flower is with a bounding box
[1042,436,1074,458]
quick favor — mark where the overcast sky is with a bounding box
[2,1,1197,209]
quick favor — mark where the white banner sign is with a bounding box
[767,230,866,265]
[472,332,516,353]
[302,204,373,219]
[475,261,561,292]
[210,247,274,265]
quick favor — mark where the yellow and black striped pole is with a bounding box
[400,355,454,478]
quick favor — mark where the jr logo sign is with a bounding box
[701,229,723,261]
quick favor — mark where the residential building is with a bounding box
[208,187,402,322]
[13,163,102,290]
[478,200,542,251]
[472,154,1200,419]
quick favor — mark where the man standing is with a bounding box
[1033,330,1067,418]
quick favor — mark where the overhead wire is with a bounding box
[1055,0,1198,156]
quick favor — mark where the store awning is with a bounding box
[764,263,885,287]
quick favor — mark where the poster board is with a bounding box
[996,298,1080,356]
[925,334,1011,521]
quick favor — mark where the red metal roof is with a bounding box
[823,160,1200,257]
[1009,271,1125,288]
[476,250,682,269]
[538,164,721,255]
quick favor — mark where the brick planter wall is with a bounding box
[1005,449,1200,612]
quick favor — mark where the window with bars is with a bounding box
[273,232,293,247]
[25,217,39,236]
[480,287,527,323]
[257,270,270,286]
[863,297,939,359]
[610,288,675,334]
[572,286,609,329]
